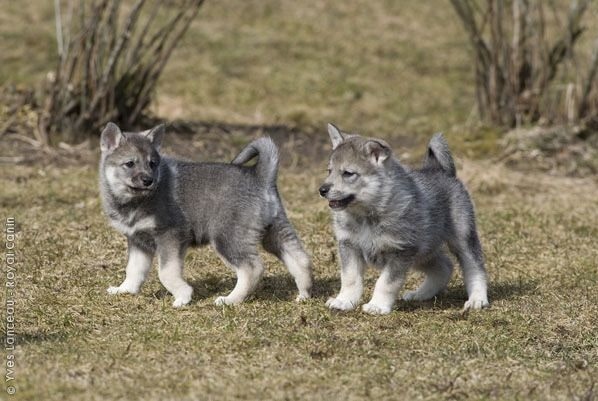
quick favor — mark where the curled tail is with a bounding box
[231,137,279,184]
[423,133,456,177]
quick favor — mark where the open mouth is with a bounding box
[127,185,152,192]
[328,195,355,210]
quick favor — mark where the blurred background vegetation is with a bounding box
[0,0,597,172]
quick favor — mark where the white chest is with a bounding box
[109,215,156,237]
[335,217,398,257]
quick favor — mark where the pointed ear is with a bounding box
[327,123,345,150]
[364,140,391,165]
[144,124,165,149]
[100,122,123,153]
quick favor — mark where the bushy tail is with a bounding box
[423,133,456,177]
[231,137,279,184]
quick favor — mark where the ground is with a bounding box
[1,143,597,401]
[1,1,597,400]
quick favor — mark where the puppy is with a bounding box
[319,124,488,314]
[99,122,312,307]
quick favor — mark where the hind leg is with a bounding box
[403,251,453,302]
[214,258,264,306]
[213,237,264,305]
[450,230,489,310]
[263,216,313,301]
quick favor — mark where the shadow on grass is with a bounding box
[17,331,66,345]
[397,278,539,311]
[489,278,539,301]
[150,274,339,304]
[153,275,537,309]
[255,275,338,301]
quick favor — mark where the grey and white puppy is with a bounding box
[319,124,488,315]
[99,122,312,307]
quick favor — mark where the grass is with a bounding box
[3,1,596,143]
[3,0,596,155]
[0,0,477,140]
[1,145,597,400]
[1,1,598,400]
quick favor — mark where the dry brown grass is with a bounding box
[1,0,478,140]
[0,135,596,400]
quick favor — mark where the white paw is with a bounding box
[325,297,357,311]
[463,295,489,311]
[172,286,193,308]
[107,285,138,295]
[214,295,244,306]
[172,296,191,308]
[295,293,310,302]
[362,302,392,315]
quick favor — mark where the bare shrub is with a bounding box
[39,0,204,144]
[450,0,598,128]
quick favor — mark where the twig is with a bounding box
[44,0,204,140]
[0,156,26,164]
[79,0,146,128]
[127,0,161,66]
[546,0,589,83]
[54,0,64,59]
[6,134,43,148]
[128,0,204,124]
[578,37,598,119]
[0,115,17,138]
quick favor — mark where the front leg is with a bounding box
[157,237,193,308]
[326,241,366,311]
[107,240,153,295]
[362,262,407,315]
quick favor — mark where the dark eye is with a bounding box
[124,161,135,168]
[149,160,159,169]
[342,171,357,178]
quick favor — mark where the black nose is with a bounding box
[141,177,153,187]
[319,184,330,197]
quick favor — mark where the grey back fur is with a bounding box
[320,124,489,314]
[100,123,312,307]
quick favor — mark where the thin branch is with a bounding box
[44,0,205,140]
[127,0,161,66]
[546,0,590,82]
[578,37,598,119]
[101,0,145,87]
[54,0,64,59]
[128,0,204,124]
[79,0,146,127]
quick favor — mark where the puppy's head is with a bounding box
[319,123,393,212]
[100,122,164,200]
